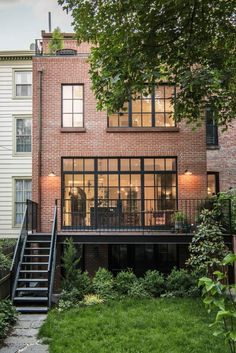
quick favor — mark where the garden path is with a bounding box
[0,314,48,353]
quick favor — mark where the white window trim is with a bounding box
[12,68,32,100]
[12,177,32,228]
[13,115,32,156]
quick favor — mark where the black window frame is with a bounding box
[207,172,219,196]
[206,107,218,146]
[108,84,176,128]
[61,156,178,229]
[61,84,84,128]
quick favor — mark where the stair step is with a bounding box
[23,255,49,257]
[21,262,48,265]
[16,287,48,291]
[14,296,48,302]
[20,270,48,273]
[25,248,50,250]
[18,278,48,282]
[15,307,48,313]
[27,240,51,243]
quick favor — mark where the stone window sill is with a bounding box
[106,127,179,133]
[61,127,86,133]
[206,145,220,150]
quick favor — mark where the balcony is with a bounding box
[34,38,89,57]
[61,198,233,235]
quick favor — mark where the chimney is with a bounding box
[48,12,52,32]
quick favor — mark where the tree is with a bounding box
[186,208,228,276]
[58,0,236,128]
[48,27,64,54]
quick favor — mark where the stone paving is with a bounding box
[0,314,49,353]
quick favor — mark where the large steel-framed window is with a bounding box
[62,84,84,128]
[62,157,177,229]
[108,85,176,128]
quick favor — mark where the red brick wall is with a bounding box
[32,52,207,232]
[207,121,236,192]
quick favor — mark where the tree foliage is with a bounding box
[58,0,236,128]
[49,27,64,54]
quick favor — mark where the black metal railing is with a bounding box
[26,199,38,233]
[34,38,89,57]
[62,198,233,234]
[10,206,28,299]
[48,200,58,308]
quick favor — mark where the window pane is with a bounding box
[73,100,83,113]
[155,87,164,99]
[166,158,176,171]
[166,114,175,127]
[131,174,141,187]
[132,98,141,112]
[84,159,94,171]
[98,159,108,171]
[165,85,174,98]
[63,86,73,99]
[155,99,165,113]
[73,86,83,99]
[74,159,83,171]
[143,114,152,127]
[155,114,165,126]
[155,159,165,171]
[74,114,83,127]
[63,159,73,171]
[132,115,141,127]
[15,71,32,84]
[63,100,72,113]
[130,159,141,171]
[165,99,173,112]
[144,159,154,171]
[109,115,118,127]
[63,114,72,127]
[142,98,152,113]
[108,159,118,171]
[120,159,130,171]
[16,85,31,97]
[119,114,129,127]
[109,174,118,186]
[120,175,130,186]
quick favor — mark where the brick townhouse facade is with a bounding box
[30,31,216,279]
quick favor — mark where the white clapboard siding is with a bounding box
[0,55,32,238]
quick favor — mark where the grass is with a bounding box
[39,298,226,353]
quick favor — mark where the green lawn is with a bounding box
[39,298,226,353]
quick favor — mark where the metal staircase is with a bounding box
[11,200,57,313]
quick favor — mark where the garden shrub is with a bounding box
[165,268,199,297]
[115,270,137,295]
[92,268,114,299]
[0,300,17,339]
[83,294,104,306]
[187,208,228,277]
[128,280,150,299]
[142,270,165,297]
[61,238,81,291]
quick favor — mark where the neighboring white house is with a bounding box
[0,51,33,238]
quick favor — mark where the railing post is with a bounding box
[229,198,232,235]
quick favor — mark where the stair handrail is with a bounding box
[48,200,58,308]
[10,205,28,299]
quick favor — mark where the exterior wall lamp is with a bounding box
[184,169,192,176]
[48,171,56,177]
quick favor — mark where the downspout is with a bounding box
[38,69,43,231]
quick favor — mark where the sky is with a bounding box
[0,0,73,51]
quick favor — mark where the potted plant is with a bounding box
[171,211,186,232]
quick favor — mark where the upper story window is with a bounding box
[14,70,32,98]
[108,85,175,128]
[62,85,84,128]
[206,108,218,146]
[15,117,32,154]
